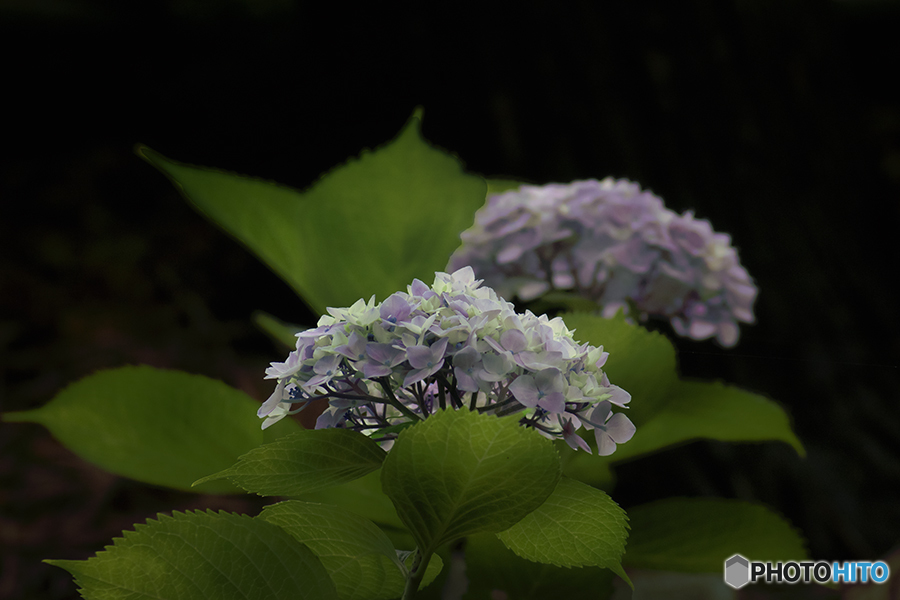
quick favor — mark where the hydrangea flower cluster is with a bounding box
[258,267,634,455]
[448,178,758,347]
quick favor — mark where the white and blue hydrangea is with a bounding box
[448,178,758,347]
[259,267,634,455]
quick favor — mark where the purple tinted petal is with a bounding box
[454,368,480,392]
[500,329,528,353]
[519,351,565,372]
[538,392,566,413]
[605,413,636,444]
[257,380,286,417]
[490,210,532,237]
[606,385,631,407]
[403,359,444,388]
[481,352,513,378]
[409,278,431,298]
[497,244,525,264]
[314,354,343,375]
[302,373,329,390]
[380,293,413,324]
[508,375,539,407]
[336,331,367,361]
[316,408,348,429]
[361,362,393,379]
[366,343,404,366]
[595,431,617,456]
[265,351,303,379]
[669,216,709,256]
[406,345,434,369]
[431,337,450,360]
[609,237,659,273]
[534,367,564,394]
[564,429,592,453]
[589,400,612,425]
[689,320,717,340]
[483,336,505,355]
[450,266,477,286]
[453,345,481,370]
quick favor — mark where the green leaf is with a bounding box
[138,112,487,314]
[464,533,616,600]
[624,498,809,572]
[47,510,338,600]
[2,366,297,493]
[299,468,404,528]
[381,409,560,554]
[496,477,630,585]
[252,309,304,349]
[261,500,442,600]
[298,468,412,548]
[608,379,805,463]
[560,312,678,426]
[195,428,386,496]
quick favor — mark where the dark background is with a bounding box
[2,1,899,598]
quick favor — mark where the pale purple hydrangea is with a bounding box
[448,178,757,347]
[259,267,633,455]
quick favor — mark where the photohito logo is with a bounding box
[723,554,890,589]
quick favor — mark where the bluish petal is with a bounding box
[537,391,566,413]
[595,431,617,456]
[606,413,636,444]
[257,379,286,418]
[500,328,528,353]
[534,367,564,394]
[406,345,434,369]
[508,375,539,407]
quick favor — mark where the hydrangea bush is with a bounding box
[449,178,758,346]
[259,267,635,455]
[4,113,807,600]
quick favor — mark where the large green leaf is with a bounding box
[138,111,487,314]
[260,500,442,600]
[381,409,560,555]
[560,312,678,426]
[556,313,802,463]
[298,468,415,551]
[624,497,808,572]
[464,533,616,600]
[607,379,805,463]
[496,477,630,585]
[3,366,297,493]
[195,428,386,496]
[47,510,338,600]
[299,468,406,531]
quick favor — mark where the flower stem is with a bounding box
[437,378,447,411]
[479,393,519,414]
[436,373,462,408]
[401,548,432,600]
[378,378,423,422]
